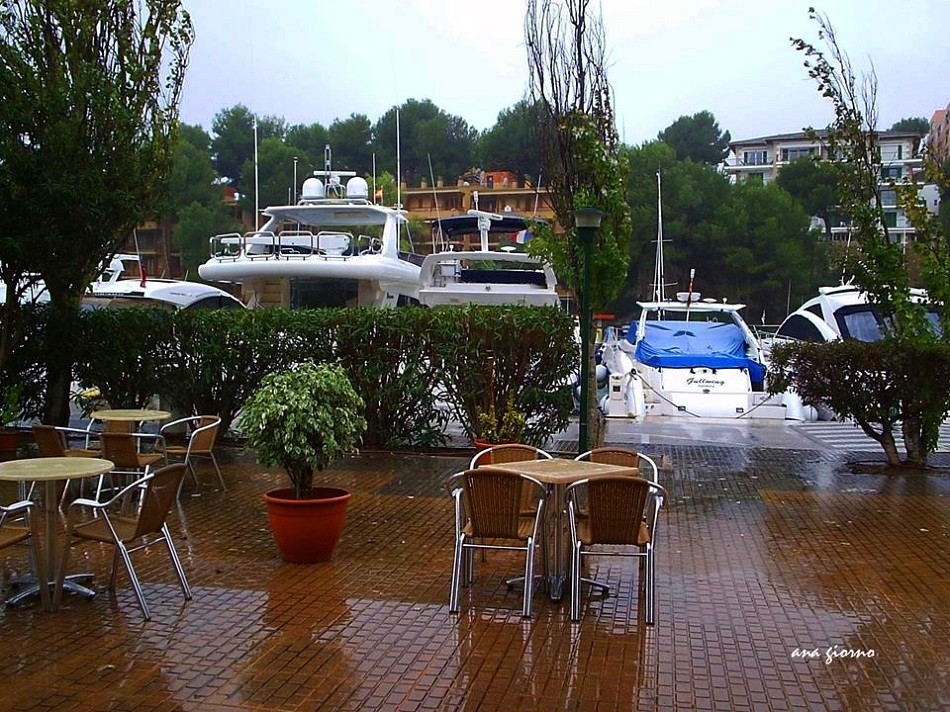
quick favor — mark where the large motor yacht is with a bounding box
[198,159,422,308]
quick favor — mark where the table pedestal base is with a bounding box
[6,573,95,607]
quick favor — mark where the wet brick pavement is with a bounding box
[0,438,948,711]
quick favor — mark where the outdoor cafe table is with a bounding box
[90,408,171,428]
[480,458,638,601]
[89,409,172,443]
[0,457,114,611]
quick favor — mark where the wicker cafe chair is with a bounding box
[98,431,165,500]
[54,463,192,620]
[0,497,47,609]
[575,447,659,483]
[33,424,105,504]
[566,475,667,624]
[470,443,552,512]
[32,424,101,458]
[448,468,546,618]
[157,415,224,495]
[470,443,552,579]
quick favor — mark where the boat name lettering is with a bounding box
[686,377,726,388]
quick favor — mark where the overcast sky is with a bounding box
[179,0,950,146]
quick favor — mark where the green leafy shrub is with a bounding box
[429,305,576,446]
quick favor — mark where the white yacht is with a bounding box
[600,293,811,420]
[417,210,558,308]
[198,165,422,308]
[770,284,940,343]
[0,253,244,310]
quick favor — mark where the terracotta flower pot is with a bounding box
[0,429,20,462]
[263,486,352,563]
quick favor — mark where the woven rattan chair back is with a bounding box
[462,468,529,540]
[135,464,187,539]
[471,444,551,514]
[101,432,143,469]
[585,476,653,545]
[579,446,659,481]
[191,416,220,453]
[32,424,67,457]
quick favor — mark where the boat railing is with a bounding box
[210,230,382,260]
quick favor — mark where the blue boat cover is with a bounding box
[631,320,766,382]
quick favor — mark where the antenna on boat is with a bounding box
[428,153,444,251]
[372,153,377,205]
[685,268,696,321]
[653,171,666,302]
[253,117,260,230]
[395,108,402,210]
[532,170,542,216]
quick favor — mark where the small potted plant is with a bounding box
[0,385,23,461]
[240,362,367,563]
[473,395,527,449]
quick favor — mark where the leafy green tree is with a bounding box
[889,117,930,135]
[327,114,374,173]
[477,100,545,185]
[285,121,328,179]
[0,0,192,423]
[168,121,241,278]
[614,141,830,323]
[790,9,950,466]
[240,137,311,211]
[728,181,829,322]
[210,104,285,190]
[174,201,243,280]
[373,99,477,186]
[169,123,218,211]
[657,110,731,165]
[775,156,840,239]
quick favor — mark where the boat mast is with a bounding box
[653,170,667,303]
[253,117,260,230]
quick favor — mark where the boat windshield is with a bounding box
[835,305,943,341]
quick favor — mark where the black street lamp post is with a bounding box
[574,207,603,455]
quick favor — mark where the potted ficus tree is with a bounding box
[240,362,367,563]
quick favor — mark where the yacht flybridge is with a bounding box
[417,210,558,307]
[198,166,422,308]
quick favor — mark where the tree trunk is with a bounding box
[42,299,79,425]
[857,417,902,467]
[900,409,928,468]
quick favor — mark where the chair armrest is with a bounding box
[129,432,167,451]
[55,426,99,437]
[0,499,33,515]
[70,472,152,511]
[160,416,197,434]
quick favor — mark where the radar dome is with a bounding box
[346,176,369,199]
[301,177,325,200]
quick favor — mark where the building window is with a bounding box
[743,150,768,166]
[883,166,902,179]
[883,211,898,228]
[781,147,817,162]
[879,189,897,207]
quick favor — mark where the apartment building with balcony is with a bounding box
[725,130,924,244]
[927,104,949,162]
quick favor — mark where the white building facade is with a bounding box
[725,130,924,245]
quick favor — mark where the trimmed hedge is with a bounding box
[4,305,577,448]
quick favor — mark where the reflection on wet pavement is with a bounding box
[0,440,947,710]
